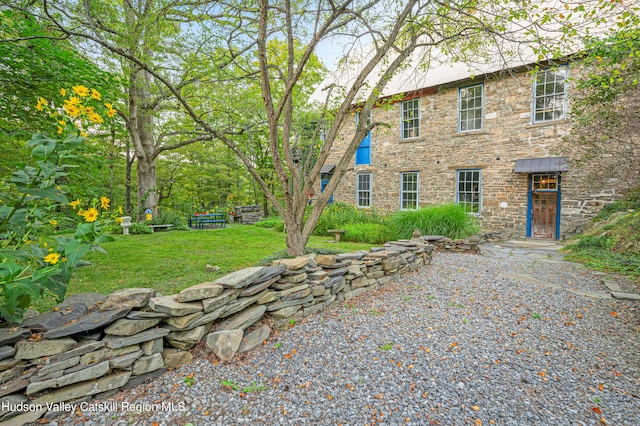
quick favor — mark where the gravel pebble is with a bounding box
[53,253,640,425]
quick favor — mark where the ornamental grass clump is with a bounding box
[390,204,480,240]
[0,86,117,322]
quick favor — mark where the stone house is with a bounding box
[316,58,619,240]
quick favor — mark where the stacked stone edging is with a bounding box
[0,239,433,425]
[422,235,482,254]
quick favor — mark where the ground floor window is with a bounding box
[400,171,419,210]
[356,173,371,208]
[456,169,481,213]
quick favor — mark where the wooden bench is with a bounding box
[327,229,346,242]
[198,219,226,229]
[148,224,174,232]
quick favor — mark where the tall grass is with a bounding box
[313,202,386,236]
[389,204,479,240]
[342,223,394,244]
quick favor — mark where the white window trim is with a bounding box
[400,171,420,210]
[456,169,482,215]
[356,172,372,208]
[400,98,420,140]
[458,84,484,133]
[532,65,569,124]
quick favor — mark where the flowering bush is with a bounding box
[0,86,116,323]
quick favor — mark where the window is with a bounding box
[356,173,371,208]
[401,98,420,139]
[532,174,558,190]
[533,66,568,123]
[355,111,371,165]
[400,172,419,210]
[456,169,481,214]
[459,84,483,132]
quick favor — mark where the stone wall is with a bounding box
[234,205,264,225]
[320,66,620,240]
[0,240,433,424]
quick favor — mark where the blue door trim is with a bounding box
[526,174,561,240]
[321,178,333,204]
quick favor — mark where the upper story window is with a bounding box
[356,172,372,208]
[355,111,371,165]
[533,66,568,123]
[456,169,481,214]
[459,84,483,132]
[401,98,420,139]
[400,171,419,210]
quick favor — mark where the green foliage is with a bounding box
[389,204,480,240]
[254,218,283,229]
[313,203,386,236]
[154,208,186,227]
[379,342,394,351]
[341,223,393,244]
[129,222,152,235]
[220,380,239,391]
[256,246,343,266]
[0,90,115,322]
[593,191,640,222]
[242,382,267,393]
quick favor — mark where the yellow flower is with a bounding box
[36,97,47,111]
[90,88,101,101]
[118,206,124,215]
[58,120,66,126]
[57,126,63,134]
[72,85,90,97]
[60,88,67,96]
[88,112,103,124]
[43,241,48,248]
[49,219,58,227]
[116,217,123,224]
[104,103,117,118]
[77,209,85,217]
[69,199,80,209]
[66,96,81,106]
[100,196,110,210]
[44,252,61,265]
[83,207,99,223]
[63,103,80,118]
[80,131,88,138]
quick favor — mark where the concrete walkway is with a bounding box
[479,240,640,301]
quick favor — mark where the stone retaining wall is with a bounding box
[0,239,433,425]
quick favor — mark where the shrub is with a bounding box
[155,208,186,227]
[313,202,385,236]
[389,204,480,240]
[255,218,283,229]
[130,222,152,235]
[342,223,393,244]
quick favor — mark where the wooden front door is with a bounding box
[531,192,557,239]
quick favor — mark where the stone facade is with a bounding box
[321,65,620,240]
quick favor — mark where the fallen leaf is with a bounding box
[598,383,605,391]
[291,348,297,354]
[327,395,333,399]
[593,406,602,415]
[475,420,483,426]
[374,393,384,399]
[610,311,619,317]
[471,405,480,411]
[285,353,292,359]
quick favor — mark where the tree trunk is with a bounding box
[284,219,309,257]
[136,155,157,221]
[125,136,132,216]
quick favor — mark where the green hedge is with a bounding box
[389,204,479,240]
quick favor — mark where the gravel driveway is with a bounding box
[53,252,640,426]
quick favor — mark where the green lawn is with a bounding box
[43,225,371,311]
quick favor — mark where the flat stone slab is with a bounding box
[214,305,266,332]
[21,304,88,333]
[315,254,336,267]
[253,265,286,284]
[611,291,640,301]
[202,289,238,313]
[47,341,104,364]
[270,306,301,319]
[177,282,224,303]
[26,361,110,395]
[335,252,367,261]
[55,293,107,310]
[132,353,164,376]
[126,310,170,320]
[163,311,204,331]
[267,294,314,312]
[273,257,309,270]
[238,324,271,353]
[162,349,193,369]
[105,318,161,336]
[102,328,170,349]
[327,267,348,277]
[0,328,31,346]
[44,307,131,339]
[80,344,140,365]
[148,296,202,317]
[167,324,211,350]
[0,347,15,362]
[37,356,79,377]
[101,288,156,311]
[500,273,612,299]
[213,267,266,289]
[206,329,243,362]
[32,371,131,405]
[240,275,281,297]
[0,377,30,398]
[141,338,164,356]
[220,290,269,318]
[15,338,77,360]
[109,350,143,370]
